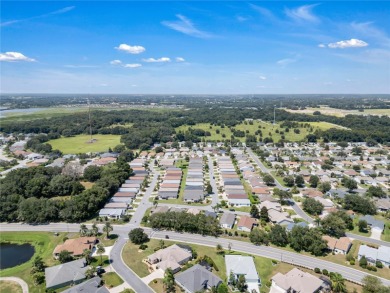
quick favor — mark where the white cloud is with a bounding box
[0,52,35,62]
[259,75,267,80]
[115,44,145,54]
[318,44,326,48]
[123,63,142,68]
[110,59,122,65]
[285,4,320,23]
[142,57,171,63]
[162,14,212,38]
[175,57,185,62]
[276,58,297,66]
[326,39,368,49]
[1,6,75,27]
[236,16,248,22]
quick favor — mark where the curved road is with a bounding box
[0,277,29,293]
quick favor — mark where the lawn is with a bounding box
[351,217,371,237]
[0,281,23,293]
[175,120,343,142]
[102,272,124,288]
[48,134,122,154]
[382,222,390,242]
[0,232,67,293]
[285,106,390,118]
[149,279,182,293]
[122,238,296,293]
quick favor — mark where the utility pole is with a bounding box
[87,98,92,141]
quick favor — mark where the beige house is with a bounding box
[147,244,192,273]
[322,236,352,255]
[53,237,97,259]
[271,268,328,293]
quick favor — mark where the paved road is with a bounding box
[208,156,219,205]
[151,230,390,286]
[110,237,154,293]
[0,277,29,293]
[346,233,390,248]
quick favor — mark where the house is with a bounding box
[360,215,385,233]
[225,255,260,293]
[322,236,352,255]
[358,245,390,267]
[219,213,236,229]
[61,276,109,293]
[53,237,97,258]
[271,268,328,293]
[98,208,124,219]
[268,209,293,226]
[237,216,257,232]
[285,221,308,232]
[175,264,222,293]
[45,259,89,289]
[147,244,192,273]
[375,198,390,213]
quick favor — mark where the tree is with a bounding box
[96,244,105,266]
[216,244,224,254]
[302,198,324,216]
[358,220,368,232]
[289,226,307,252]
[217,283,229,293]
[236,275,247,292]
[362,276,389,293]
[91,223,99,236]
[344,178,357,191]
[260,206,269,222]
[309,175,319,188]
[249,229,269,245]
[103,222,113,239]
[269,225,288,247]
[83,249,93,265]
[366,186,387,198]
[31,256,45,273]
[359,255,368,268]
[344,194,376,215]
[80,224,88,236]
[250,205,260,218]
[163,268,175,293]
[321,213,347,238]
[83,165,103,182]
[262,174,275,186]
[283,176,295,187]
[295,175,305,187]
[318,182,331,193]
[129,228,149,244]
[58,250,73,263]
[331,273,347,293]
[85,266,96,279]
[273,188,291,203]
[32,272,45,285]
[206,182,213,194]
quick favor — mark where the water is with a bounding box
[0,243,35,269]
[0,108,47,118]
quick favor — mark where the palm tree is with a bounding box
[96,244,105,266]
[91,223,99,236]
[331,273,347,293]
[102,222,113,239]
[83,249,92,265]
[314,216,321,227]
[80,224,88,236]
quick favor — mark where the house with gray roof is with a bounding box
[183,188,204,202]
[62,277,109,293]
[360,215,385,232]
[175,264,222,293]
[358,245,390,267]
[45,259,89,289]
[225,255,260,293]
[219,212,236,229]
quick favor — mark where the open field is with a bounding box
[0,232,67,293]
[0,281,23,293]
[48,134,122,154]
[284,107,390,117]
[176,120,344,142]
[102,272,124,288]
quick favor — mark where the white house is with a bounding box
[225,255,260,293]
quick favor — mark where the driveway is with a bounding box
[92,245,114,256]
[0,277,29,293]
[370,228,382,240]
[141,269,164,285]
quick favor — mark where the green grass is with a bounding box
[285,106,390,118]
[351,217,371,237]
[149,279,182,293]
[102,272,124,288]
[0,281,23,293]
[382,222,390,242]
[0,232,67,293]
[48,134,122,154]
[91,255,110,267]
[175,121,343,142]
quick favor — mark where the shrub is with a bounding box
[139,244,148,250]
[266,280,272,287]
[346,254,354,262]
[322,269,328,276]
[271,260,278,265]
[359,255,368,268]
[350,259,355,265]
[314,268,321,274]
[376,261,383,268]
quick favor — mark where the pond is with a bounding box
[0,243,35,269]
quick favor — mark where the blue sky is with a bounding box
[1,1,390,94]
